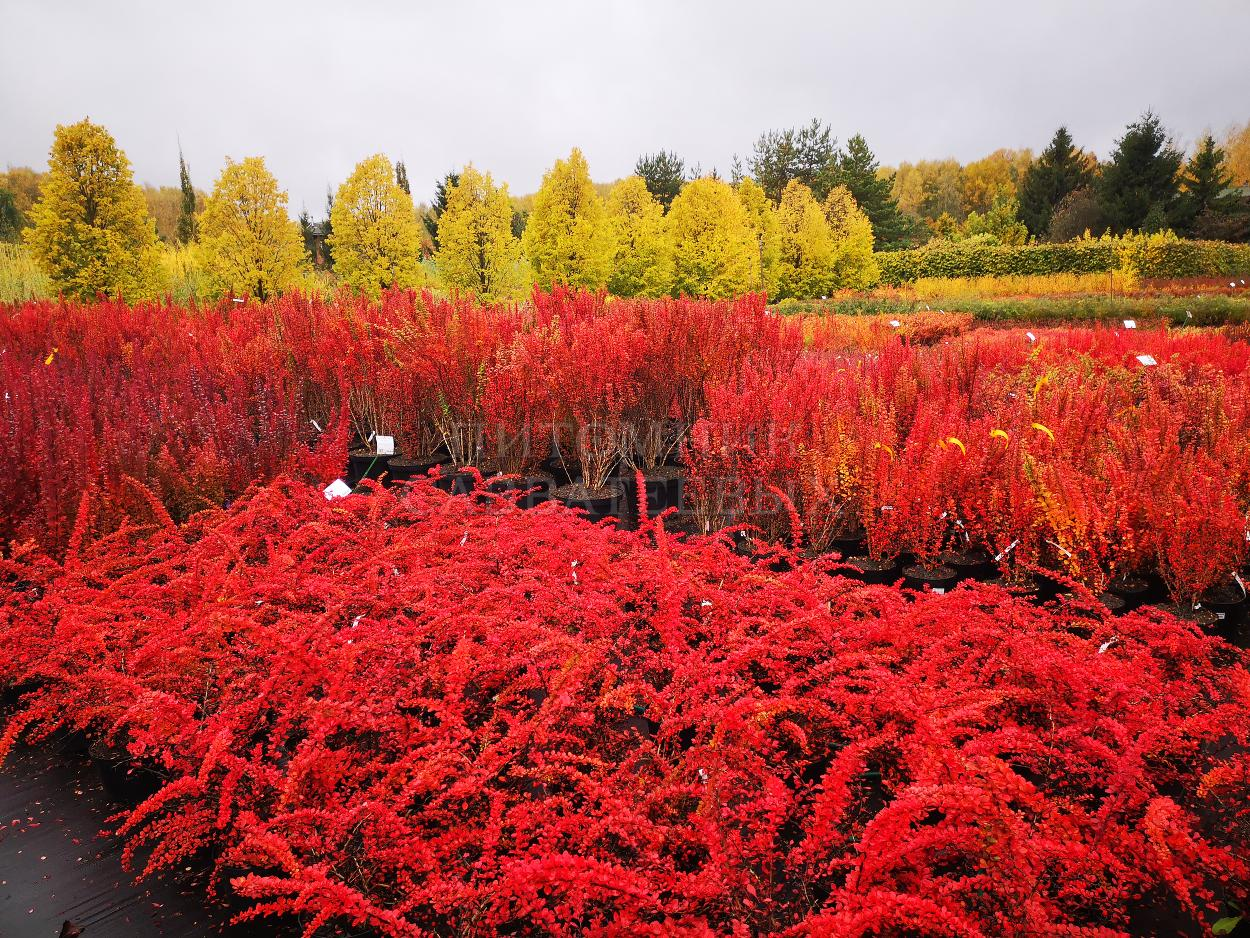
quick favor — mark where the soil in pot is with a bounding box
[902,563,959,594]
[838,556,901,586]
[1098,591,1128,616]
[388,452,448,482]
[986,572,1041,602]
[1156,601,1224,633]
[552,483,625,525]
[940,547,995,583]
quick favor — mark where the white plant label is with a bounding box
[310,419,323,433]
[1136,354,1157,367]
[889,320,901,328]
[1123,319,1137,329]
[1098,637,1117,654]
[994,539,1020,562]
[366,431,376,444]
[932,587,945,595]
[324,479,352,500]
[375,434,395,456]
[1026,332,1036,342]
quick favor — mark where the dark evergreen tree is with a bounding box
[395,160,410,196]
[321,186,335,269]
[1174,135,1232,233]
[634,151,686,210]
[1097,112,1182,233]
[176,148,197,244]
[0,188,22,242]
[422,171,459,251]
[749,118,838,202]
[830,134,914,249]
[1018,127,1093,238]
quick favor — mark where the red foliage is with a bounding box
[1,478,1247,936]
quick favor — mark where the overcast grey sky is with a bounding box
[3,0,1248,214]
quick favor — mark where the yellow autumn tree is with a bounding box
[25,119,162,300]
[523,148,613,290]
[774,180,836,299]
[736,177,780,297]
[961,148,1033,216]
[604,175,671,297]
[823,185,880,290]
[1224,122,1250,186]
[666,177,759,299]
[330,154,424,298]
[435,164,525,301]
[198,157,307,300]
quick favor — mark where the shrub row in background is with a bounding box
[6,290,1250,607]
[778,293,1250,326]
[876,233,1250,285]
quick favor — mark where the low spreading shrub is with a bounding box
[1,478,1247,936]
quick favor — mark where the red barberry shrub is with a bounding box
[1,479,1247,936]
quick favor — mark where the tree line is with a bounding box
[4,113,1249,303]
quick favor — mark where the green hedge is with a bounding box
[876,236,1250,285]
[774,293,1250,327]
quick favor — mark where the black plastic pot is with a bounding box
[1200,582,1249,637]
[840,556,901,586]
[1108,575,1153,611]
[485,473,553,509]
[829,528,867,560]
[617,466,686,516]
[347,448,391,484]
[433,469,479,496]
[902,563,959,594]
[387,452,448,482]
[541,455,575,487]
[552,483,625,525]
[940,548,996,583]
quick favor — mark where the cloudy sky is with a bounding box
[3,0,1248,213]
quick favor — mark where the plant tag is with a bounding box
[1217,612,1227,620]
[1185,310,1193,319]
[1098,637,1117,654]
[310,419,323,433]
[932,587,945,595]
[889,319,901,328]
[376,435,395,456]
[1136,354,1157,366]
[366,431,376,444]
[324,479,352,500]
[994,539,1019,562]
[1026,332,1036,342]
[1123,319,1136,329]
[231,297,244,304]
